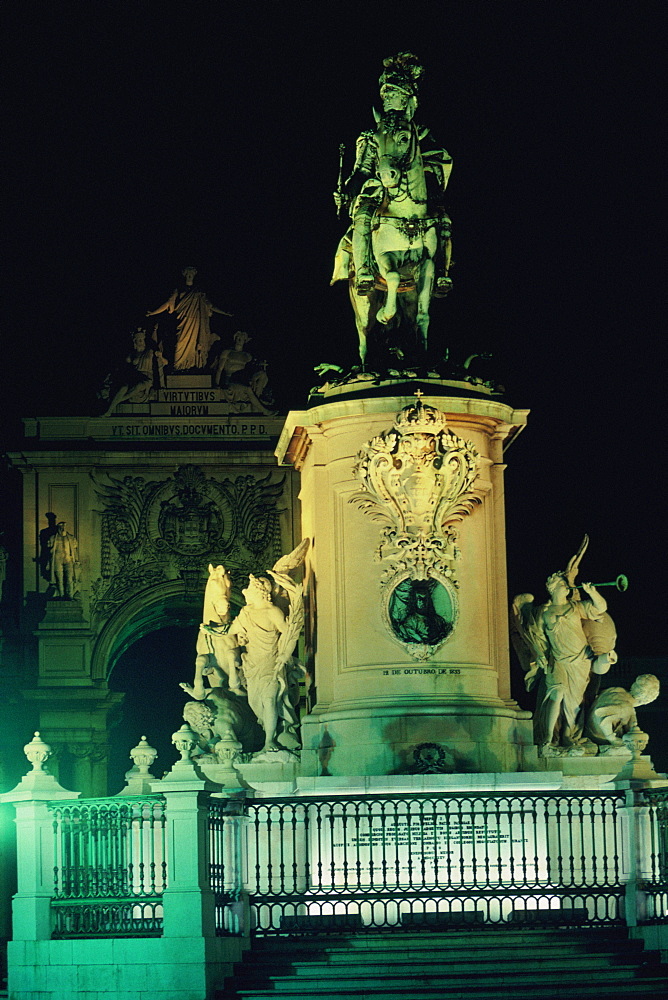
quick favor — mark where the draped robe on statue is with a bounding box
[167,286,219,370]
[535,597,603,745]
[234,604,299,736]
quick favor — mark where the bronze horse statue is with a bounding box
[332,111,453,366]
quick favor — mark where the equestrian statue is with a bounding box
[332,53,453,367]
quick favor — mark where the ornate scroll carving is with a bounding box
[90,465,285,618]
[351,398,482,658]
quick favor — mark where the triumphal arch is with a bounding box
[5,360,299,795]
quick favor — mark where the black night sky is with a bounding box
[2,2,666,675]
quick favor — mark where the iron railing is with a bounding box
[44,787,667,939]
[49,796,167,938]
[638,788,668,923]
[211,791,628,934]
[209,795,247,935]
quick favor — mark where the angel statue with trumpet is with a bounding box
[511,536,619,757]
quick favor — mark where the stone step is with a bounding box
[250,927,633,952]
[248,939,645,962]
[249,942,643,964]
[226,976,668,1000]
[227,987,668,1000]
[237,963,667,983]
[222,929,668,1000]
[234,951,660,978]
[227,965,668,995]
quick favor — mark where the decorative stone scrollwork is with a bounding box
[91,465,285,618]
[351,397,482,658]
[62,743,110,764]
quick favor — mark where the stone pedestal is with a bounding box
[277,381,534,776]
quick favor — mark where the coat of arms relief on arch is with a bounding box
[90,464,286,618]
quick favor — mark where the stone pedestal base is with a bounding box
[277,386,531,780]
[236,756,301,788]
[533,751,667,789]
[197,756,301,789]
[299,701,537,776]
[42,598,85,623]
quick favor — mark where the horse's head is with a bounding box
[372,110,419,189]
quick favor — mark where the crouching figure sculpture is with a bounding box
[585,674,660,754]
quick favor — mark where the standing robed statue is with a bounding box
[146,266,232,371]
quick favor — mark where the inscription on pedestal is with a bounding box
[334,816,526,860]
[381,667,462,676]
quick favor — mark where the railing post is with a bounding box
[147,725,249,997]
[619,783,668,928]
[152,728,219,938]
[211,792,250,935]
[0,733,79,941]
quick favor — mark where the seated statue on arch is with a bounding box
[101,326,167,416]
[213,330,276,415]
[511,536,619,757]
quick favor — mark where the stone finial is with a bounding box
[155,722,213,789]
[622,725,650,761]
[0,732,79,802]
[172,723,197,762]
[23,732,52,773]
[117,735,159,796]
[611,723,667,788]
[130,735,158,775]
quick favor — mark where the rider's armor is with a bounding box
[341,128,453,293]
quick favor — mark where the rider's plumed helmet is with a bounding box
[379,52,424,100]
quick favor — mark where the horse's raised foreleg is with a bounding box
[376,266,400,326]
[415,257,435,353]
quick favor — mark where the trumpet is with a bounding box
[575,575,629,593]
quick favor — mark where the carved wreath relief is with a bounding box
[350,398,482,660]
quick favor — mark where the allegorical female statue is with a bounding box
[511,536,618,756]
[146,266,232,370]
[181,540,309,758]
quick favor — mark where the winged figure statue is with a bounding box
[511,536,618,756]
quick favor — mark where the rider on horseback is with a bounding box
[333,52,453,295]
